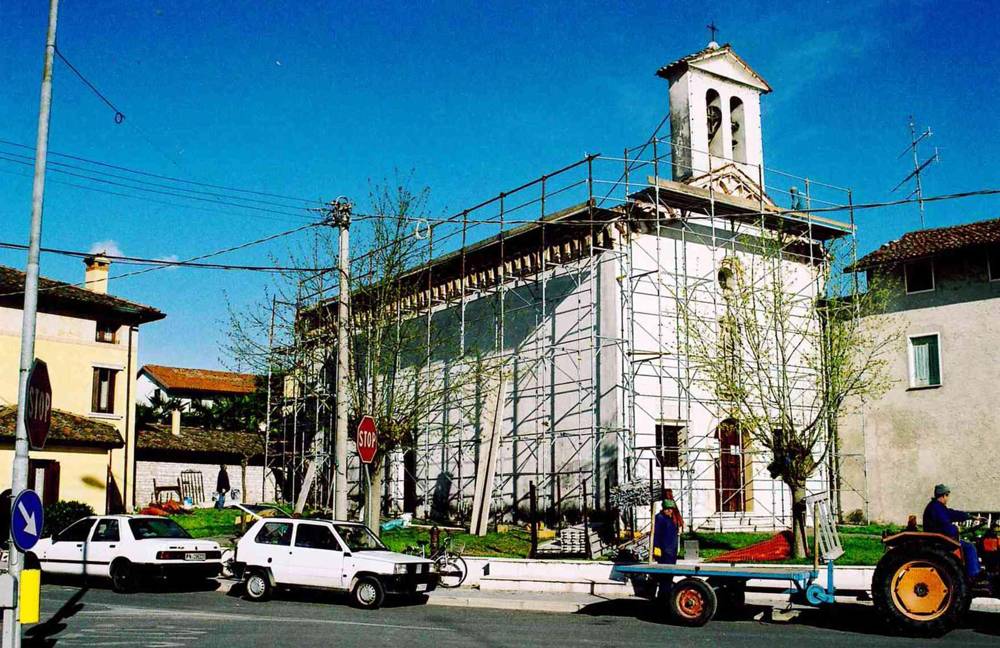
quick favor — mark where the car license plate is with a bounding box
[185,552,206,561]
[416,583,428,592]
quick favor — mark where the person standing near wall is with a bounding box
[216,464,230,509]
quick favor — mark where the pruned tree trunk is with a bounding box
[241,458,248,503]
[790,483,808,559]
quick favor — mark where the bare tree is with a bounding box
[678,232,898,557]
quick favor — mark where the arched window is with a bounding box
[706,89,723,160]
[730,97,746,164]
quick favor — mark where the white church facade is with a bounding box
[322,43,855,533]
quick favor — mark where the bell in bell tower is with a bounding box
[657,41,771,182]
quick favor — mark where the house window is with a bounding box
[655,424,683,468]
[28,459,60,506]
[96,321,118,343]
[909,334,941,388]
[988,247,1000,282]
[904,259,935,294]
[92,367,118,414]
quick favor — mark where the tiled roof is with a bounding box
[0,265,164,325]
[140,365,257,396]
[655,43,772,92]
[137,424,265,459]
[0,406,124,448]
[851,217,1000,270]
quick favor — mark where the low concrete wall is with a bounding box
[135,459,276,508]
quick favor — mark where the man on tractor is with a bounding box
[922,484,985,579]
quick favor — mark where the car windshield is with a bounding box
[332,524,387,552]
[128,518,192,540]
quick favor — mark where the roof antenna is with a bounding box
[707,21,720,48]
[890,115,940,228]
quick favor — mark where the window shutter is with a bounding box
[92,368,101,412]
[927,336,941,386]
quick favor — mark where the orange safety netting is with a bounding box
[707,530,794,563]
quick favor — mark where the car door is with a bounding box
[250,521,295,584]
[84,518,121,577]
[40,518,95,575]
[289,523,345,589]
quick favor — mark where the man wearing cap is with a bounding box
[923,484,983,579]
[653,499,680,565]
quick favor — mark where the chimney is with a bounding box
[171,408,181,436]
[83,254,111,294]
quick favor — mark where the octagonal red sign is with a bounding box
[356,415,378,465]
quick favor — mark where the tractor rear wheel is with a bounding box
[872,544,969,637]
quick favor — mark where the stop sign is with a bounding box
[25,358,52,450]
[356,415,378,465]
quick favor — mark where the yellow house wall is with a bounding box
[0,306,140,511]
[0,445,111,514]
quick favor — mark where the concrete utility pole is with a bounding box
[4,1,58,646]
[331,198,352,520]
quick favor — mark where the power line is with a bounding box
[0,165,312,225]
[0,221,322,298]
[0,137,326,205]
[0,154,315,221]
[0,149,316,213]
[54,46,126,123]
[0,241,330,272]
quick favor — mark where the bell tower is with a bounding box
[657,42,771,182]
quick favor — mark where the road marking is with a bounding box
[78,605,450,632]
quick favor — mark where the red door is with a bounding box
[715,419,744,512]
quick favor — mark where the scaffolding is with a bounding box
[267,130,870,531]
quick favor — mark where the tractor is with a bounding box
[872,516,1000,636]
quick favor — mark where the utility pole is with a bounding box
[5,1,58,647]
[331,198,352,520]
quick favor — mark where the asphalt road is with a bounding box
[13,582,1000,647]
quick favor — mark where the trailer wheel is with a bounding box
[872,545,968,637]
[669,577,717,627]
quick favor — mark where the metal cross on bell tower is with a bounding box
[707,21,719,45]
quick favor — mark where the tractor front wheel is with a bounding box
[872,544,969,637]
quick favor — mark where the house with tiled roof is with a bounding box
[137,364,257,407]
[0,255,164,513]
[132,365,273,507]
[839,217,1000,523]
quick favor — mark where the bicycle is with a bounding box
[405,534,468,588]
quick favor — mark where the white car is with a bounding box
[232,517,438,609]
[30,515,222,592]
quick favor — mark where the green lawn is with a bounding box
[381,527,532,558]
[692,527,887,565]
[170,508,247,540]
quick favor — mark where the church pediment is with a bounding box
[687,163,776,207]
[658,44,771,94]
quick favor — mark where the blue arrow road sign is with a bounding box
[11,489,43,552]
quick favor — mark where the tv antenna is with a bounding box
[890,115,940,227]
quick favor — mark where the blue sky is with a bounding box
[2,1,998,370]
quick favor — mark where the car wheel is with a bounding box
[110,559,138,594]
[352,576,385,610]
[244,570,271,602]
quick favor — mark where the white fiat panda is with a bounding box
[232,517,437,609]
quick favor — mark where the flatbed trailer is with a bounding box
[611,495,843,627]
